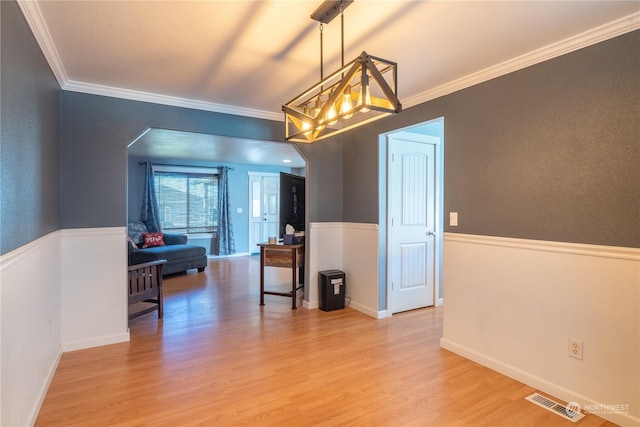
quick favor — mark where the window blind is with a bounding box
[154,171,219,234]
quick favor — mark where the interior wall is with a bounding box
[305,222,379,319]
[305,223,344,308]
[0,234,62,427]
[60,228,129,350]
[1,2,63,426]
[0,0,61,255]
[60,92,344,230]
[342,30,640,249]
[441,234,639,425]
[295,139,343,224]
[340,29,639,426]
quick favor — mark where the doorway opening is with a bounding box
[127,128,307,257]
[379,118,444,315]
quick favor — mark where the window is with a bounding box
[154,170,218,234]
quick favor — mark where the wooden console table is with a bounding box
[258,243,304,309]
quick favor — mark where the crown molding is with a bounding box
[62,80,284,122]
[403,12,640,109]
[16,0,69,86]
[17,1,639,121]
[15,0,283,122]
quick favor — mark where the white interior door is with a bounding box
[249,173,280,253]
[388,133,439,313]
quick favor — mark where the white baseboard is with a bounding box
[208,252,250,259]
[376,309,390,319]
[440,338,639,427]
[63,331,130,352]
[303,299,318,310]
[347,300,380,319]
[303,302,390,320]
[27,343,63,427]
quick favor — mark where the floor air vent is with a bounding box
[525,392,585,423]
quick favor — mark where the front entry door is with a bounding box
[388,133,439,313]
[249,173,280,253]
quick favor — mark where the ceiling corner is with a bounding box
[403,11,640,110]
[16,0,69,88]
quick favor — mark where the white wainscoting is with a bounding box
[343,223,379,318]
[60,228,130,350]
[440,233,640,427]
[0,227,130,427]
[305,223,344,310]
[1,232,62,427]
[305,222,379,318]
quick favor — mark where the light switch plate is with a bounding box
[450,212,458,226]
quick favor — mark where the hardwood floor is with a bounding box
[36,256,616,426]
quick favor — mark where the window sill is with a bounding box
[186,233,217,239]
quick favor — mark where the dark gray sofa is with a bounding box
[127,222,207,276]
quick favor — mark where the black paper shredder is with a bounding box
[318,270,346,311]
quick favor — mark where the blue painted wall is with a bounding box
[0,0,61,255]
[59,91,343,231]
[343,31,640,248]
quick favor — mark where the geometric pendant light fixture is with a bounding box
[282,0,402,143]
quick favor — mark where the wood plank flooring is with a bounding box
[36,256,617,426]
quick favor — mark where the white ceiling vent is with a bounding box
[525,392,585,423]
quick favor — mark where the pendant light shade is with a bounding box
[282,1,401,143]
[283,51,401,143]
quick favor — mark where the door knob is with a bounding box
[426,230,436,237]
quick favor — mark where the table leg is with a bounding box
[260,247,265,306]
[291,248,297,309]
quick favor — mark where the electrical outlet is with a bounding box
[569,338,583,360]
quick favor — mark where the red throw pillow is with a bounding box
[142,232,165,248]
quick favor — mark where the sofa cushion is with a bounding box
[129,244,206,264]
[142,231,165,248]
[128,222,148,245]
[163,233,188,245]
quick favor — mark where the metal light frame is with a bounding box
[282,1,402,143]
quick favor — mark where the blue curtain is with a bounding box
[217,167,235,255]
[140,162,161,232]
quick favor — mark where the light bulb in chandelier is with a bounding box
[326,102,338,126]
[358,74,372,113]
[302,105,312,136]
[313,99,326,131]
[340,85,354,119]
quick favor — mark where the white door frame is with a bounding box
[385,128,444,314]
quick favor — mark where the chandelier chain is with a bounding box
[340,1,344,68]
[319,23,324,82]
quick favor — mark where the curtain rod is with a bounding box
[138,162,234,171]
